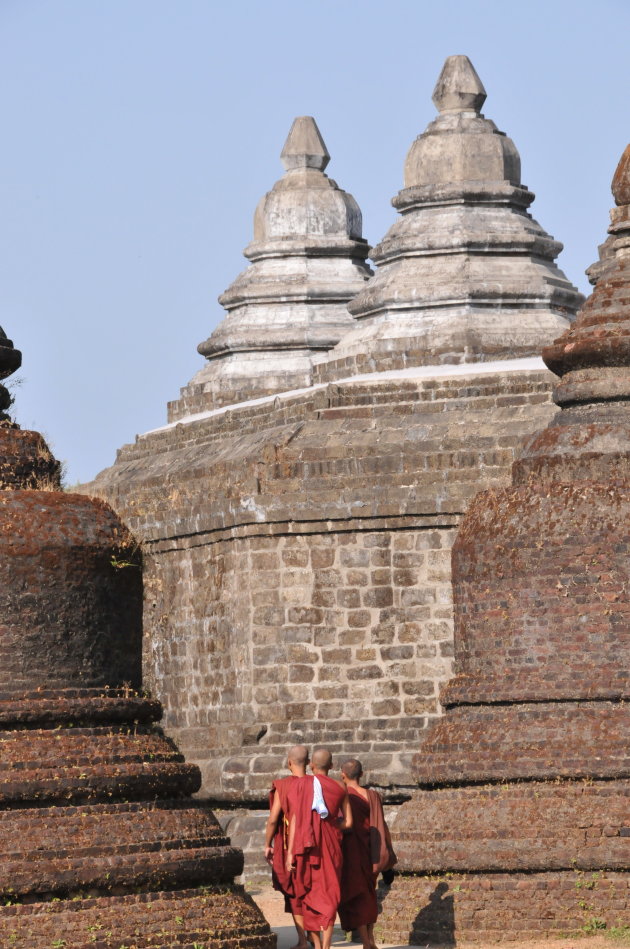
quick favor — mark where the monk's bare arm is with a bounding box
[338,792,353,832]
[264,791,283,863]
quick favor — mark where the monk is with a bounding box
[286,747,352,949]
[338,758,397,949]
[264,744,310,949]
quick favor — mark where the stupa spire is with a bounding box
[585,143,630,286]
[0,326,60,490]
[512,141,630,483]
[612,142,630,204]
[317,55,583,382]
[432,53,487,114]
[0,326,21,421]
[169,115,371,421]
[281,115,330,170]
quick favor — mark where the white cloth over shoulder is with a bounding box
[311,775,329,818]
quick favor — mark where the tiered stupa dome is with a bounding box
[0,336,273,947]
[169,115,372,420]
[378,144,630,944]
[318,55,584,380]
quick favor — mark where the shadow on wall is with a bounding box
[378,878,456,948]
[412,881,456,947]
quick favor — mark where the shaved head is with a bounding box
[341,758,363,781]
[311,747,333,771]
[287,744,309,767]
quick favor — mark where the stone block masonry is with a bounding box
[146,525,455,798]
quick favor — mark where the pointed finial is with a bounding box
[432,55,487,114]
[612,143,630,207]
[0,329,21,381]
[281,116,330,171]
[0,328,21,420]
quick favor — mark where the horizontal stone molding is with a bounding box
[441,671,630,707]
[0,886,274,948]
[413,701,630,785]
[0,689,162,727]
[146,513,462,552]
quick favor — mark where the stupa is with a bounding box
[317,55,583,380]
[169,115,371,420]
[0,337,273,946]
[379,145,630,944]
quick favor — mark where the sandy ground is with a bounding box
[250,884,629,949]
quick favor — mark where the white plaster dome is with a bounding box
[404,111,521,189]
[248,169,364,250]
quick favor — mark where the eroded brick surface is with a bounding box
[0,886,274,949]
[0,490,143,691]
[393,782,630,872]
[377,871,630,945]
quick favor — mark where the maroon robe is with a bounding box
[269,775,302,914]
[287,773,347,931]
[339,788,378,931]
[367,788,397,876]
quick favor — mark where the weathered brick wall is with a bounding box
[0,888,272,949]
[380,781,630,944]
[0,491,142,692]
[377,871,630,945]
[393,782,630,872]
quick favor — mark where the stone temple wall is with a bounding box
[85,365,560,879]
[87,366,557,800]
[145,524,456,798]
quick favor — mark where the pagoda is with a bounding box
[379,144,630,944]
[0,334,273,946]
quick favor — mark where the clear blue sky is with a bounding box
[0,0,628,483]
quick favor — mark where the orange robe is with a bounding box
[288,773,346,931]
[269,775,302,914]
[339,788,378,931]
